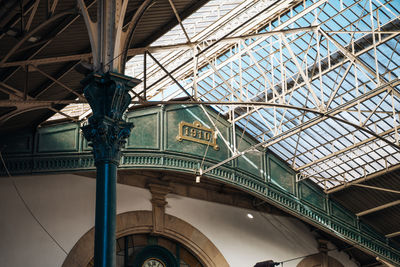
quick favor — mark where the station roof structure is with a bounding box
[0,0,209,133]
[1,0,400,264]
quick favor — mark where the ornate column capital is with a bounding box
[81,72,141,165]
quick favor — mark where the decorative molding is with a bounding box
[62,211,229,267]
[148,182,171,233]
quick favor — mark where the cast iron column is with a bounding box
[82,72,140,267]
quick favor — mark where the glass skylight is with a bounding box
[49,0,400,190]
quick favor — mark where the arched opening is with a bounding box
[297,253,344,267]
[85,233,203,267]
[63,211,228,267]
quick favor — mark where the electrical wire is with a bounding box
[0,151,68,255]
[256,209,298,246]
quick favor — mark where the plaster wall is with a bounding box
[0,173,358,267]
[167,195,358,267]
[0,173,151,267]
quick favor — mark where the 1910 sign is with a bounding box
[176,121,219,150]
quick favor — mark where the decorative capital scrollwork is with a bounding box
[82,117,133,165]
[81,72,141,165]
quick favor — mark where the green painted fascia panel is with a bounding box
[232,170,267,193]
[127,112,160,150]
[330,201,356,227]
[2,134,33,154]
[36,123,80,153]
[82,135,92,151]
[235,132,264,179]
[360,221,387,244]
[164,105,230,163]
[267,154,295,194]
[299,181,326,211]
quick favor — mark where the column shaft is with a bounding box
[94,161,117,267]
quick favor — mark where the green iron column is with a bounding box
[77,0,154,264]
[82,72,140,267]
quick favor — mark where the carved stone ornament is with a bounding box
[81,72,141,165]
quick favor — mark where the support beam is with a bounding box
[0,10,76,64]
[356,200,400,217]
[0,77,81,124]
[34,62,80,99]
[0,82,26,99]
[376,257,398,267]
[120,0,154,71]
[297,128,397,172]
[25,0,40,32]
[281,33,322,110]
[386,232,400,238]
[168,0,191,42]
[0,53,92,68]
[3,24,394,68]
[352,184,400,194]
[0,26,318,68]
[147,51,194,100]
[0,106,50,126]
[0,100,85,106]
[327,164,400,194]
[3,13,93,96]
[29,65,83,99]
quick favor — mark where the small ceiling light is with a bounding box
[6,29,17,37]
[247,213,254,219]
[27,36,39,43]
[195,176,201,183]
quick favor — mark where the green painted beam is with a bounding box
[1,104,399,265]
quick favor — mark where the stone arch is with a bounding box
[297,253,344,267]
[62,210,228,267]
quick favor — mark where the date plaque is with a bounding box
[176,121,219,150]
